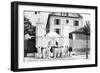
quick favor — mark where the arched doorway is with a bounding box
[48,39,58,47]
[45,32,60,47]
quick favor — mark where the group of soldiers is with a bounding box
[24,33,73,59]
[34,45,72,59]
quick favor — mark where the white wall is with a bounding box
[0,0,99,73]
[50,15,83,37]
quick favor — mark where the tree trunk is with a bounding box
[86,35,88,59]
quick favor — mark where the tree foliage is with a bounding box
[82,21,90,35]
[24,16,36,36]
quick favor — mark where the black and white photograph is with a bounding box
[11,1,97,71]
[24,11,91,61]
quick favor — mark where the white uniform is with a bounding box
[42,48,47,58]
[47,47,51,58]
[37,47,42,58]
[54,47,61,58]
[61,47,66,58]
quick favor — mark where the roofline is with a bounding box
[49,14,83,18]
[69,31,90,35]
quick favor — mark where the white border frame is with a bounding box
[18,5,96,69]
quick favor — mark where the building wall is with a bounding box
[73,33,90,40]
[69,40,90,49]
[49,15,83,37]
[36,22,46,37]
[69,33,90,54]
[49,15,83,46]
[69,39,90,55]
[36,22,46,47]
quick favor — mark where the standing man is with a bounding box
[68,46,72,56]
[37,46,42,58]
[47,46,51,58]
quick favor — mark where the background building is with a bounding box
[29,12,90,54]
[45,12,84,47]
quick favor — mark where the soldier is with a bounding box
[37,46,42,58]
[61,46,66,58]
[68,46,72,56]
[47,46,51,58]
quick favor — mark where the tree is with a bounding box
[24,16,32,34]
[82,21,90,59]
[24,16,36,36]
[24,16,36,57]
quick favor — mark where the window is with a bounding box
[74,20,79,26]
[63,13,65,15]
[66,13,69,16]
[66,20,69,24]
[69,33,73,39]
[55,29,60,34]
[55,19,60,25]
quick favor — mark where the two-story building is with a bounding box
[35,12,90,54]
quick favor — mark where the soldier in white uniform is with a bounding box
[36,46,42,58]
[46,46,51,58]
[61,46,65,58]
[42,47,47,59]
